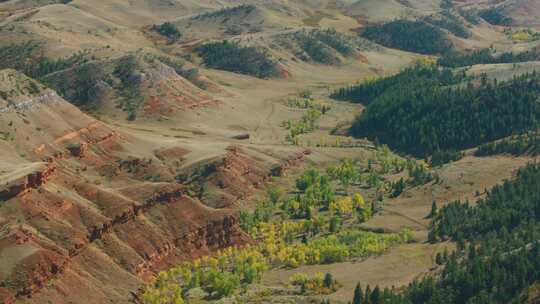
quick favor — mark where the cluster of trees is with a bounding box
[239,202,272,232]
[353,283,396,304]
[479,7,512,26]
[438,48,540,68]
[350,70,540,157]
[289,272,340,295]
[143,246,267,303]
[352,163,540,304]
[197,41,281,78]
[152,22,182,42]
[243,166,371,233]
[286,168,336,217]
[286,90,331,112]
[352,146,437,198]
[265,227,410,267]
[283,108,324,144]
[430,149,463,167]
[329,194,372,221]
[369,145,407,174]
[326,159,358,190]
[475,132,540,157]
[289,167,370,223]
[389,162,438,198]
[360,19,452,54]
[331,64,465,105]
[0,41,89,79]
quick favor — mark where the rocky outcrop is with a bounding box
[133,214,249,277]
[0,288,14,304]
[86,187,186,246]
[179,215,247,252]
[213,146,308,199]
[0,125,306,304]
[271,149,310,177]
[5,182,248,301]
[0,164,55,201]
[0,91,60,113]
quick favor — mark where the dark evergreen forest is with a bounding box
[351,163,540,304]
[197,41,281,78]
[334,66,540,157]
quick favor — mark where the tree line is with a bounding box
[475,132,540,157]
[331,64,465,105]
[438,48,540,68]
[348,70,540,157]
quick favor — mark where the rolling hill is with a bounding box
[1,0,540,303]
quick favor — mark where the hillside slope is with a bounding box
[0,69,309,304]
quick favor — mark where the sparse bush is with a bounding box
[289,272,339,295]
